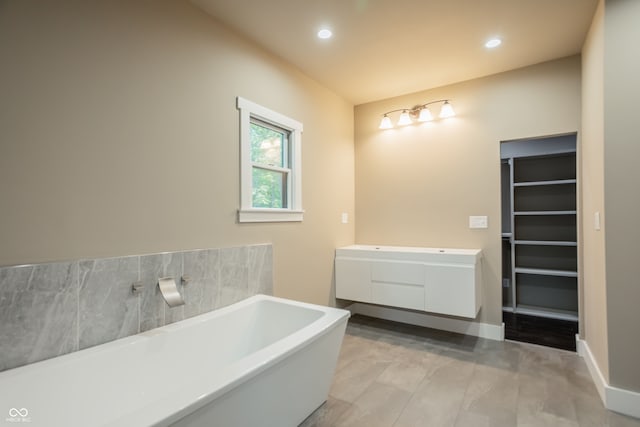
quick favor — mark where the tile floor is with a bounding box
[300,315,640,427]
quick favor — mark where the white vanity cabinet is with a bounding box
[335,245,482,319]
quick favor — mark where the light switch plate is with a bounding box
[341,212,349,224]
[594,211,601,230]
[469,215,488,229]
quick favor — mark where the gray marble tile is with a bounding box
[0,262,78,371]
[518,346,579,423]
[517,371,579,426]
[458,363,518,425]
[335,335,374,372]
[0,261,77,293]
[78,256,139,349]
[217,246,249,309]
[333,382,411,427]
[376,361,428,393]
[139,252,182,331]
[329,357,390,403]
[393,357,475,427]
[473,340,522,372]
[571,386,610,427]
[248,244,273,296]
[454,409,517,427]
[0,264,36,292]
[183,249,219,318]
[164,303,185,325]
[541,377,579,422]
[517,341,568,379]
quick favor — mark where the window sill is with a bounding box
[238,209,304,223]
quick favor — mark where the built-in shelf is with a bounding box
[513,179,577,187]
[501,138,578,335]
[515,304,578,322]
[502,305,578,321]
[514,240,577,247]
[515,267,577,277]
[513,210,577,216]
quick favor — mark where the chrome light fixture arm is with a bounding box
[379,99,455,129]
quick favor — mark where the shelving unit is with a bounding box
[501,135,578,323]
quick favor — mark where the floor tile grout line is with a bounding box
[389,383,416,427]
[450,361,477,427]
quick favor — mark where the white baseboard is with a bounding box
[576,336,607,402]
[577,337,640,419]
[347,302,504,341]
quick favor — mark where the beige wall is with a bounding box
[354,57,582,325]
[0,1,354,305]
[581,0,640,393]
[603,0,640,392]
[581,0,609,382]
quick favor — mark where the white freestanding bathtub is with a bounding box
[0,295,350,427]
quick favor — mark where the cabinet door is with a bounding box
[370,261,425,311]
[424,263,479,318]
[335,258,371,303]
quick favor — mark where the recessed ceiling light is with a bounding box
[485,38,502,48]
[317,28,333,39]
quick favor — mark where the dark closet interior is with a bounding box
[500,134,578,351]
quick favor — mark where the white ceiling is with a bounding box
[192,0,598,105]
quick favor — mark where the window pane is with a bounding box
[250,121,287,168]
[252,167,287,208]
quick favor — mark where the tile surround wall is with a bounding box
[0,244,273,372]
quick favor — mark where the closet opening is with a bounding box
[500,134,578,351]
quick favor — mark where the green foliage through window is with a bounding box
[250,121,286,167]
[250,119,290,208]
[252,167,285,208]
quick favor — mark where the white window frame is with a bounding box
[237,97,303,222]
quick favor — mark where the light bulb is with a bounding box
[418,107,433,122]
[439,101,455,118]
[397,110,412,126]
[379,115,393,129]
[317,28,333,39]
[485,38,502,48]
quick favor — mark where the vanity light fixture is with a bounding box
[378,99,455,129]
